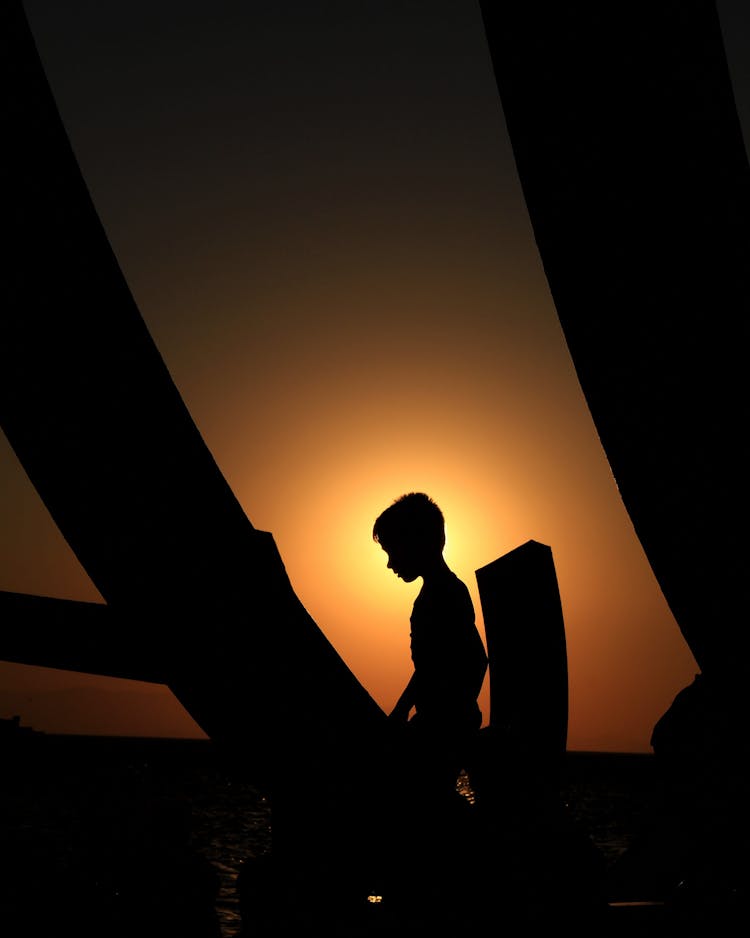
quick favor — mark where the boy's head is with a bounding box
[373,493,445,581]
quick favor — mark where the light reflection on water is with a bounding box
[456,768,477,804]
[3,740,653,938]
[187,776,271,938]
[191,758,653,935]
[190,768,477,936]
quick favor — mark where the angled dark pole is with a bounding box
[478,1,750,680]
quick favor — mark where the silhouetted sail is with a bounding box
[478,2,750,677]
[0,0,384,778]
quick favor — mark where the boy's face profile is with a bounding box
[380,539,422,583]
[374,493,445,583]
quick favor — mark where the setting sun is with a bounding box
[1,0,723,754]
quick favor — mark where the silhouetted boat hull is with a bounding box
[0,1,384,779]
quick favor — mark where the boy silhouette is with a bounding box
[373,493,488,801]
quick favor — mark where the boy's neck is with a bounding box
[420,554,451,585]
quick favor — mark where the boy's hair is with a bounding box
[373,492,445,551]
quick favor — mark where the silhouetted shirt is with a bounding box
[410,570,487,730]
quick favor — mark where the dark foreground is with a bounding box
[0,734,743,936]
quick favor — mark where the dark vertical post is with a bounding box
[476,540,568,766]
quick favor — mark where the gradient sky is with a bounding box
[2,1,748,751]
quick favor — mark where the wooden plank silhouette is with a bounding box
[476,540,568,760]
[0,1,384,782]
[0,590,165,684]
[478,2,750,677]
[469,541,568,811]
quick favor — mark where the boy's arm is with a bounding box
[389,671,417,721]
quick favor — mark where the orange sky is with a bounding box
[2,1,748,751]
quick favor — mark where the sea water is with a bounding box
[1,735,658,937]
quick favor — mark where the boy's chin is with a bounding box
[397,572,419,583]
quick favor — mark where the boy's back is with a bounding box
[409,567,487,731]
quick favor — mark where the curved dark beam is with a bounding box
[0,1,384,776]
[479,1,750,676]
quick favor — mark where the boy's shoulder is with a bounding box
[414,570,473,614]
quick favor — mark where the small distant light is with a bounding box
[366,894,383,904]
